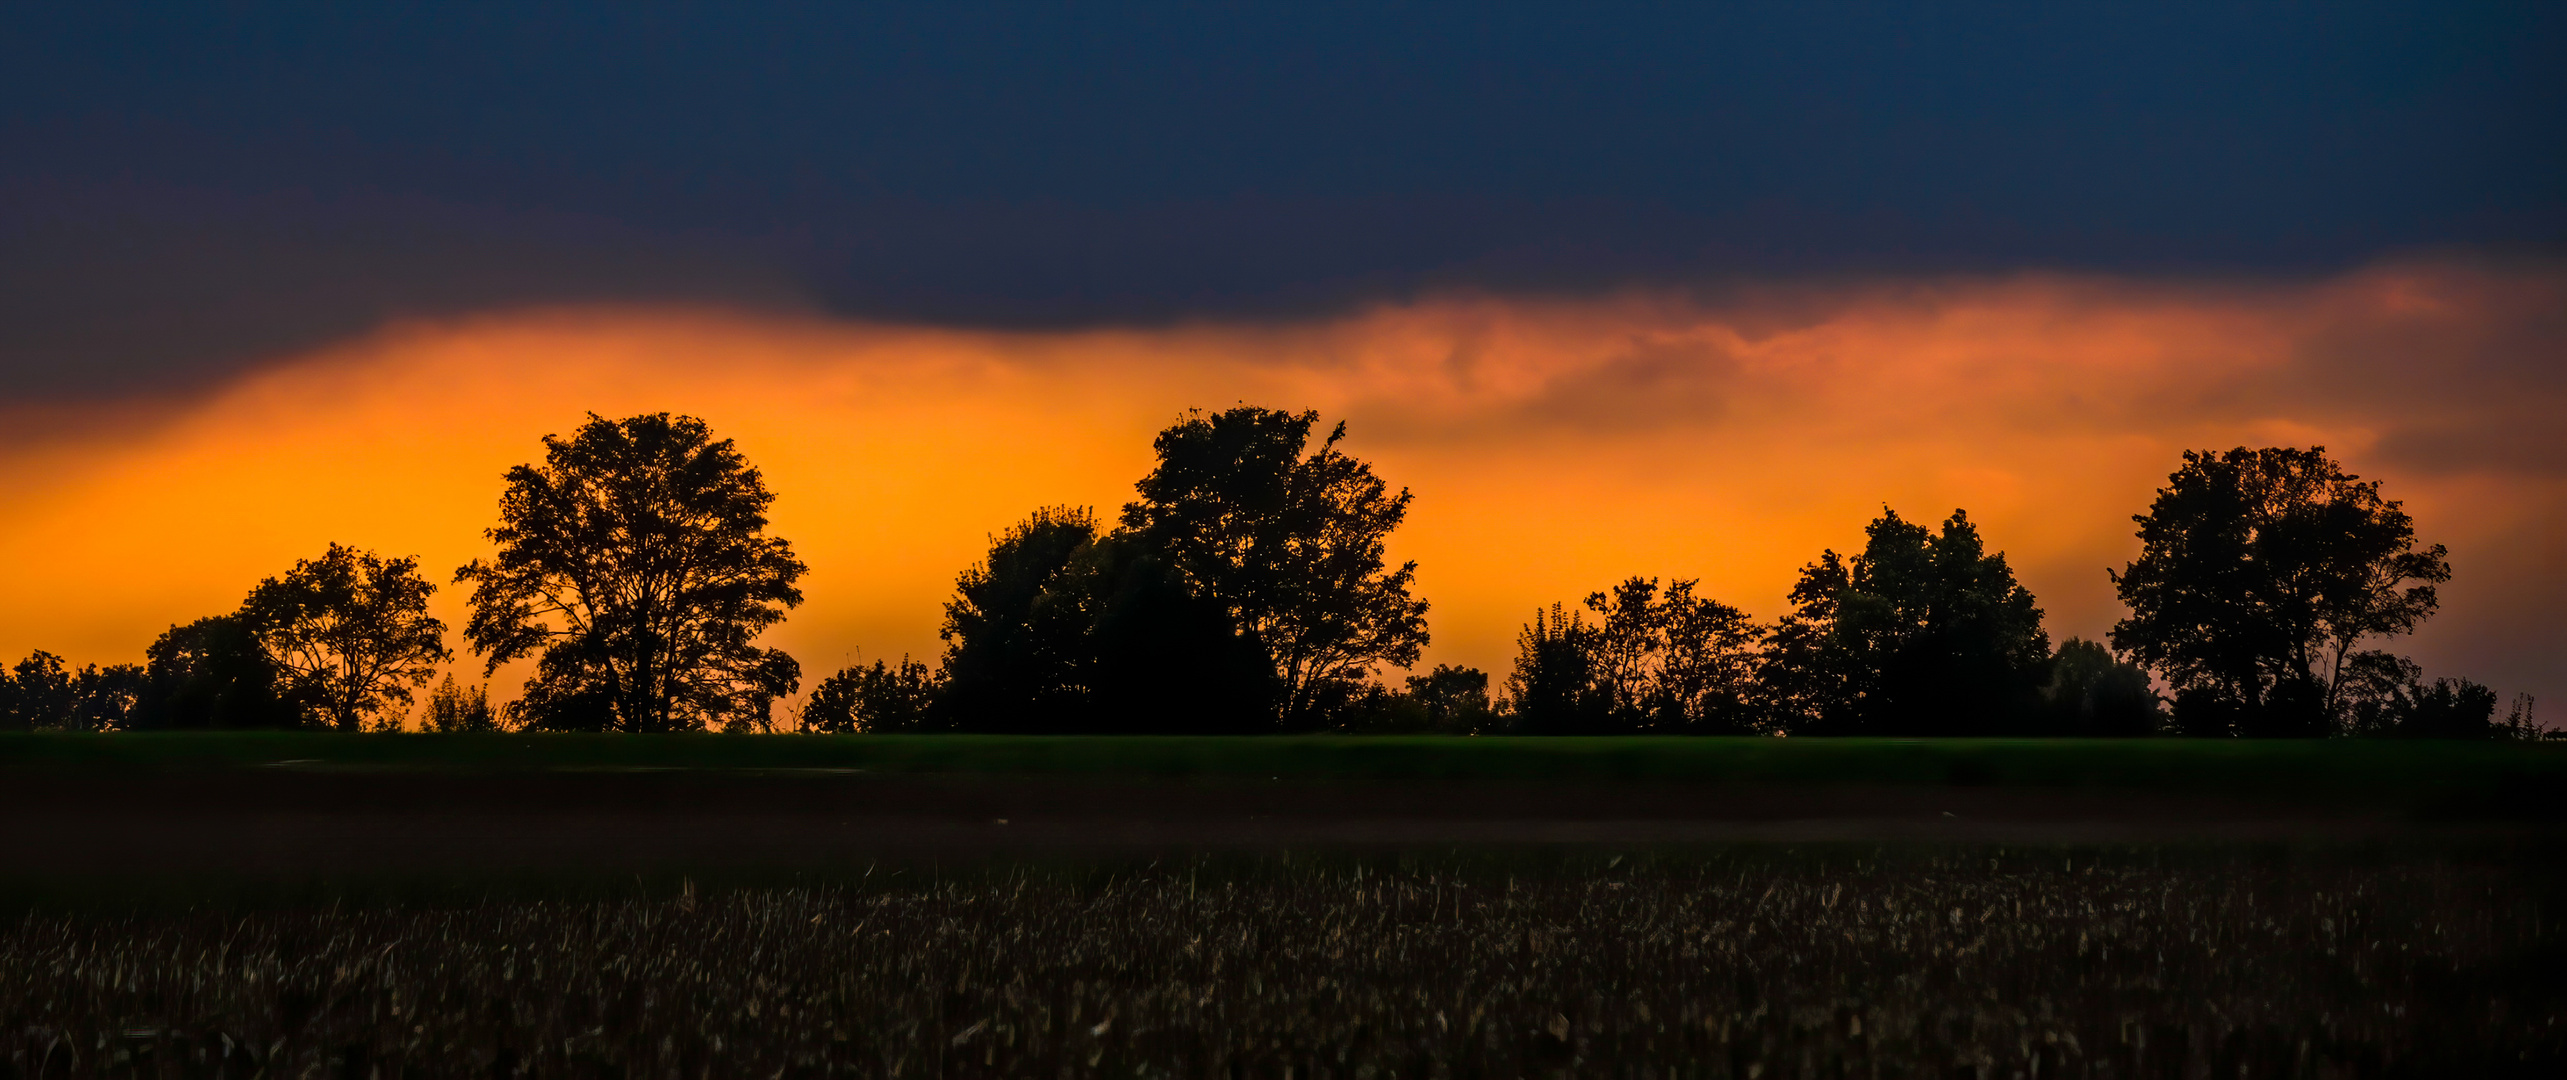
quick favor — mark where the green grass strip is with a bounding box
[3,731,2561,797]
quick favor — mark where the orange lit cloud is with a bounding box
[3,259,2561,716]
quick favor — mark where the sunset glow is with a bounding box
[4,260,2560,713]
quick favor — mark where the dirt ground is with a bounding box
[1,764,2528,878]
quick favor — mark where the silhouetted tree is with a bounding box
[1315,681,1430,732]
[1123,407,1429,728]
[0,651,71,731]
[241,543,451,732]
[1506,578,1767,734]
[1505,604,1608,734]
[137,615,299,729]
[421,673,501,733]
[1583,579,1663,728]
[803,666,864,734]
[936,507,1105,727]
[2334,651,2502,738]
[456,413,806,733]
[1059,531,1280,732]
[934,515,1273,733]
[51,662,146,732]
[934,409,1419,733]
[2110,447,2450,737]
[1757,509,2051,735]
[1754,552,1860,733]
[1407,664,1495,733]
[933,507,1275,732]
[804,656,942,734]
[2041,638,2162,736]
[1644,579,1766,733]
[2397,675,2499,739]
[2494,695,2548,741]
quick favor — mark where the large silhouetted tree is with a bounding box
[242,543,450,732]
[421,673,501,733]
[932,408,1418,732]
[44,662,142,731]
[1504,604,1606,734]
[2041,638,2163,736]
[1633,578,1765,733]
[1758,508,2051,735]
[934,511,1277,733]
[1123,407,1429,727]
[0,651,70,731]
[935,507,1107,727]
[137,615,298,729]
[2334,651,2500,738]
[1405,664,1496,733]
[2109,447,2449,737]
[455,413,806,733]
[803,656,942,733]
[1752,551,1861,732]
[1063,531,1282,731]
[1504,578,1766,734]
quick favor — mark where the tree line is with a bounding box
[0,409,2544,738]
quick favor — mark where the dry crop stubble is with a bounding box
[1,846,2558,1076]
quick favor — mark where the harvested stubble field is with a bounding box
[4,846,2559,1079]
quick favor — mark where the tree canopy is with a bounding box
[9,420,2542,741]
[935,507,1110,729]
[455,412,806,733]
[242,543,450,732]
[1122,407,1429,727]
[1505,578,1764,735]
[137,615,296,729]
[926,408,1425,732]
[930,508,1286,734]
[2335,651,2503,738]
[420,673,500,733]
[1403,664,1495,733]
[1758,508,2051,735]
[2041,637,2164,737]
[802,656,940,734]
[2110,446,2450,737]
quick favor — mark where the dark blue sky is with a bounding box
[5,2,2561,398]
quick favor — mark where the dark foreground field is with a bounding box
[2,735,2560,875]
[2,735,2560,1077]
[5,847,2561,1078]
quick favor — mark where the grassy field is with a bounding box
[4,846,2556,1077]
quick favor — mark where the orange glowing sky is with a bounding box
[4,259,2561,717]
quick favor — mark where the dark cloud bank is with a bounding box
[3,3,2562,401]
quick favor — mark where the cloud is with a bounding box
[0,181,815,403]
[7,4,2560,403]
[1,259,2560,717]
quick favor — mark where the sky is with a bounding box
[2,4,2563,716]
